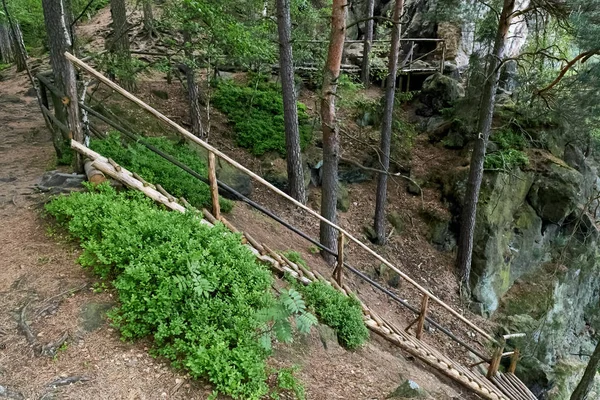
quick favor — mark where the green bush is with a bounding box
[297,281,369,350]
[485,128,529,169]
[484,148,529,170]
[213,80,312,156]
[90,133,233,212]
[45,184,309,399]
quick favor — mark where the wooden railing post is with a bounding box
[415,294,429,340]
[508,348,520,374]
[208,151,220,219]
[333,231,345,286]
[487,343,505,379]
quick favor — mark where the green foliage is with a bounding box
[45,184,310,399]
[0,63,10,71]
[296,281,369,350]
[485,128,529,170]
[90,133,233,212]
[213,79,312,156]
[492,129,527,151]
[257,288,317,351]
[273,366,306,400]
[484,149,529,170]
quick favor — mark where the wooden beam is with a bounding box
[208,151,220,220]
[71,140,185,213]
[415,294,429,340]
[64,51,497,344]
[508,348,520,374]
[334,232,345,285]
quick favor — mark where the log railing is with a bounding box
[60,52,527,379]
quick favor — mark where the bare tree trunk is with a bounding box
[142,0,156,37]
[110,0,134,91]
[182,31,203,138]
[374,0,403,245]
[0,22,14,63]
[186,68,204,138]
[42,0,84,172]
[319,0,347,265]
[276,0,306,204]
[456,0,516,290]
[11,21,27,72]
[361,0,375,87]
[571,339,600,400]
[1,0,27,72]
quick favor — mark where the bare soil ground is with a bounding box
[0,66,478,399]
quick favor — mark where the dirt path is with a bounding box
[0,68,216,400]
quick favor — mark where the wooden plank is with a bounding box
[64,52,497,344]
[415,294,429,339]
[208,151,220,219]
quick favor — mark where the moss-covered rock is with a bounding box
[527,162,583,224]
[387,379,428,399]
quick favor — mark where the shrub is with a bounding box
[297,281,369,350]
[485,128,529,170]
[45,184,311,399]
[213,80,312,156]
[484,148,529,170]
[90,133,233,212]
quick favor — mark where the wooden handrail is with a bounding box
[64,51,496,344]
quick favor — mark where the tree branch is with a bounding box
[536,49,600,95]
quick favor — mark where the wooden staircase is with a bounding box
[65,53,539,400]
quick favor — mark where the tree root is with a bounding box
[46,376,90,388]
[0,385,24,400]
[41,331,69,358]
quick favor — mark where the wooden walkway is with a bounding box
[72,141,538,400]
[64,52,538,400]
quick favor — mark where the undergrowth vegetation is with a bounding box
[294,280,369,350]
[213,78,313,156]
[45,184,313,399]
[485,128,529,170]
[90,133,233,212]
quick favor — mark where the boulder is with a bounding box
[337,183,350,212]
[388,379,427,399]
[527,162,582,224]
[419,73,464,114]
[37,171,86,194]
[193,146,253,198]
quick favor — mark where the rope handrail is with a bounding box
[64,51,497,344]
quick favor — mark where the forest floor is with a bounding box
[0,67,480,399]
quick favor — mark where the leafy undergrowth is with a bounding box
[297,281,370,350]
[45,184,317,399]
[90,133,233,212]
[213,78,313,156]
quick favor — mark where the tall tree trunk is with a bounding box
[319,0,347,265]
[1,0,27,71]
[183,31,203,138]
[42,0,84,172]
[110,0,134,91]
[186,68,204,137]
[360,0,375,87]
[571,339,600,400]
[374,0,403,245]
[0,22,14,63]
[276,0,306,204]
[456,0,516,290]
[142,0,156,37]
[11,21,27,72]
